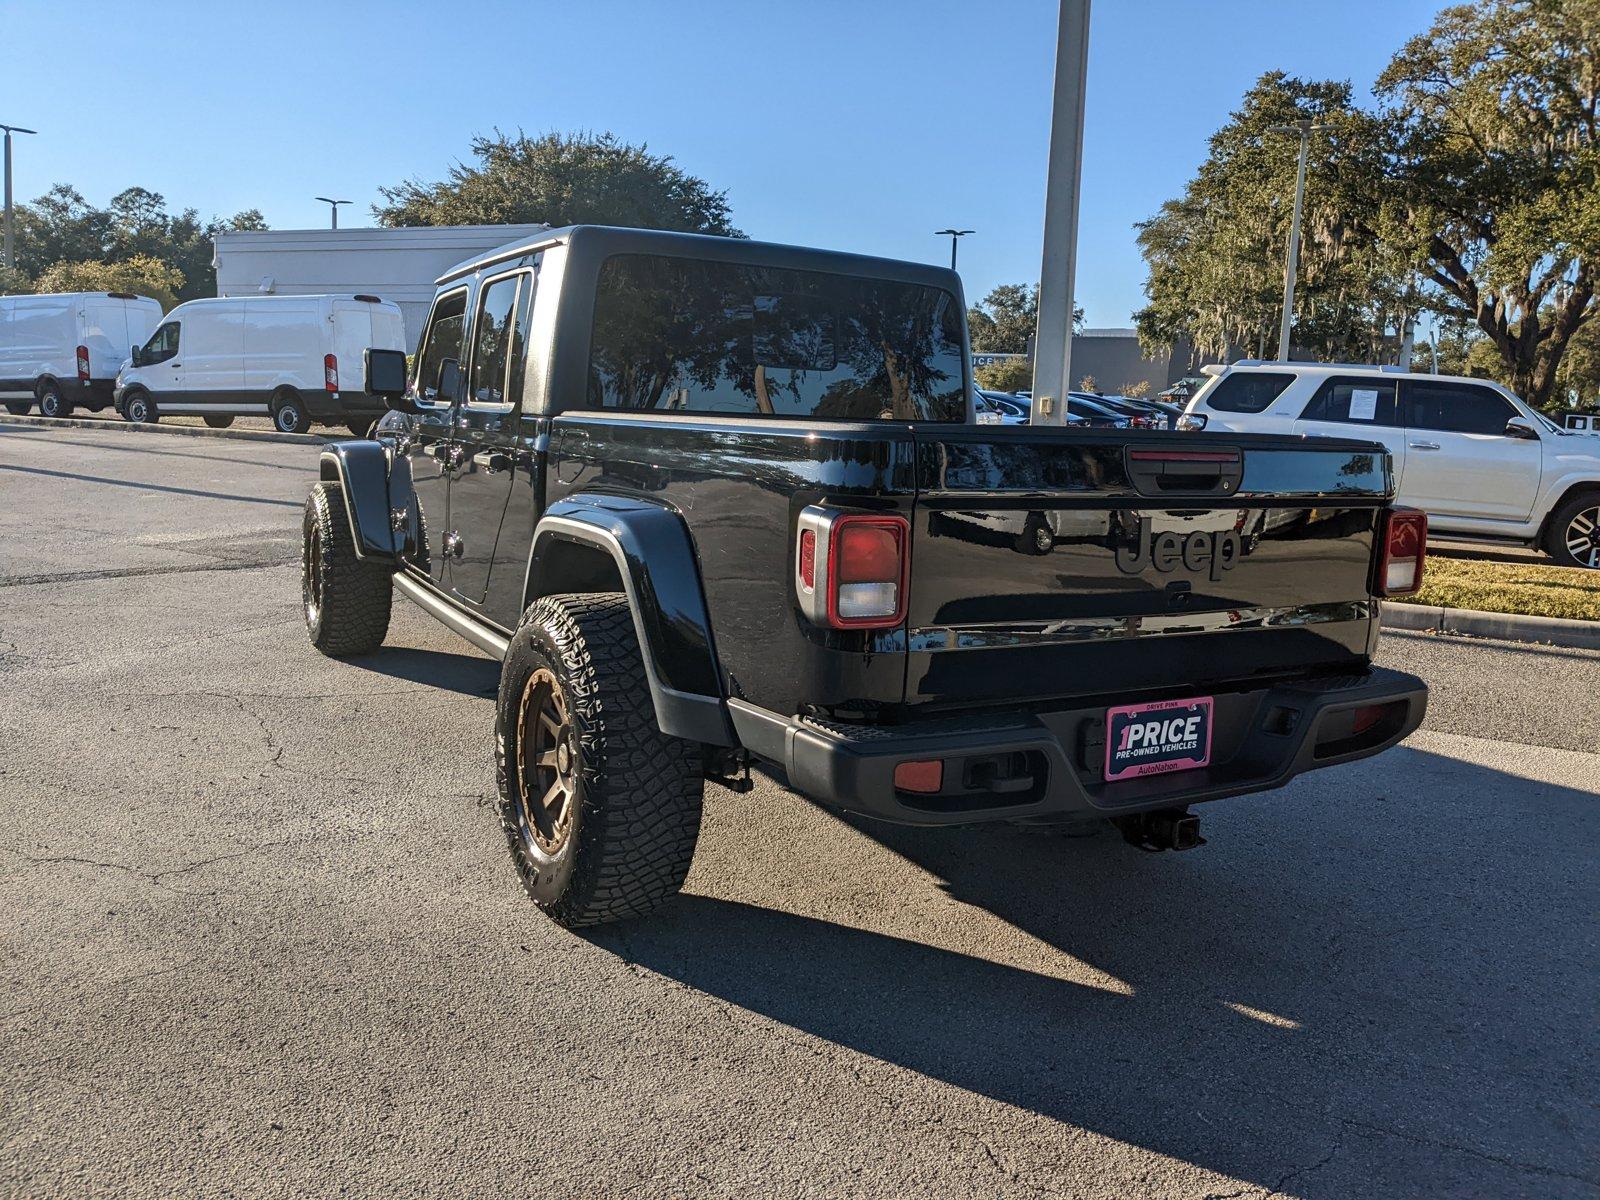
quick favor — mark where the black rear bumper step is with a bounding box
[727,666,1427,827]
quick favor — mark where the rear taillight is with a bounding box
[795,508,910,630]
[76,345,90,381]
[1378,508,1427,596]
[324,353,339,392]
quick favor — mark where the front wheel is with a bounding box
[37,381,72,419]
[121,390,158,423]
[271,390,311,434]
[302,481,393,655]
[1545,492,1600,569]
[495,593,703,927]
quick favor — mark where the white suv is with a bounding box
[1181,362,1600,569]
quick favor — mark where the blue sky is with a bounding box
[4,0,1447,326]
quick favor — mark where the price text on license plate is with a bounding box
[1104,697,1214,782]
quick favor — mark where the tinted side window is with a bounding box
[467,275,521,407]
[1404,380,1516,435]
[1204,371,1296,413]
[1300,377,1399,426]
[143,322,180,363]
[416,290,468,401]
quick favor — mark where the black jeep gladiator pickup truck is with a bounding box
[302,225,1428,927]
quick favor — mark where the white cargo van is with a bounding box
[116,294,407,433]
[0,292,163,418]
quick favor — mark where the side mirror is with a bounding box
[366,348,417,414]
[129,345,142,367]
[1505,418,1539,440]
[435,358,462,406]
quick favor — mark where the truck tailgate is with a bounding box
[906,428,1390,709]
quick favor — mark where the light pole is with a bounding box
[314,197,351,230]
[1031,0,1091,424]
[1265,119,1329,362]
[2,123,38,271]
[935,228,973,271]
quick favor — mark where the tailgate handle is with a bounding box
[1125,448,1243,496]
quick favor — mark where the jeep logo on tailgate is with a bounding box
[1114,518,1242,580]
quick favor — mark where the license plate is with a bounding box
[1104,696,1214,782]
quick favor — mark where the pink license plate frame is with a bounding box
[1104,696,1215,782]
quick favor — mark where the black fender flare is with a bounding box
[317,440,418,562]
[525,494,734,746]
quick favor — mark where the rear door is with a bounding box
[1399,379,1541,521]
[1291,375,1407,488]
[905,428,1390,709]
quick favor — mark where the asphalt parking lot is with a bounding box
[2,422,1596,1200]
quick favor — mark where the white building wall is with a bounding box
[213,224,549,353]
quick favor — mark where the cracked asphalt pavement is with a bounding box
[2,422,1596,1199]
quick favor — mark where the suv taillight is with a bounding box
[1377,508,1427,596]
[795,507,910,630]
[324,353,339,392]
[76,345,90,381]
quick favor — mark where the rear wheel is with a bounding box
[271,389,311,434]
[495,593,703,927]
[203,414,235,429]
[302,481,392,655]
[37,380,72,419]
[121,390,158,423]
[1545,491,1600,569]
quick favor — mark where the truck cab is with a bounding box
[302,226,1428,928]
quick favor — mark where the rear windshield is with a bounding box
[1204,371,1296,413]
[587,254,967,421]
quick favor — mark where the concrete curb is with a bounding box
[1381,601,1600,650]
[0,412,327,446]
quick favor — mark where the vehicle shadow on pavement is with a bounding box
[343,646,501,697]
[594,747,1598,1197]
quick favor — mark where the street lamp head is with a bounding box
[0,125,38,136]
[314,197,351,206]
[935,228,975,237]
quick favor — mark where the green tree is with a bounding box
[967,283,1081,352]
[974,357,1032,392]
[375,130,743,236]
[1375,0,1600,409]
[33,254,186,310]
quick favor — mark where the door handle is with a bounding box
[1408,441,1440,451]
[473,450,513,473]
[170,362,181,368]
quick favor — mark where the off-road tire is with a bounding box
[495,593,703,927]
[122,389,158,423]
[302,481,392,655]
[37,380,72,419]
[203,414,235,429]
[272,389,311,435]
[3,401,29,416]
[1544,490,1600,569]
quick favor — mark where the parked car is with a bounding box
[1065,392,1135,428]
[0,291,163,418]
[300,225,1427,928]
[1182,360,1600,568]
[116,294,406,433]
[974,390,1025,425]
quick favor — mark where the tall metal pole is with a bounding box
[1031,0,1090,424]
[936,228,973,271]
[1,123,38,272]
[1267,120,1326,362]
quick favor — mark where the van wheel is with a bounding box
[3,401,29,416]
[496,593,703,928]
[37,381,72,419]
[203,415,235,429]
[271,390,311,434]
[122,390,158,423]
[302,481,392,656]
[1545,490,1600,569]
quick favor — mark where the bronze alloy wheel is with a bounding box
[303,524,324,625]
[516,667,579,855]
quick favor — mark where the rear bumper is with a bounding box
[728,666,1427,826]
